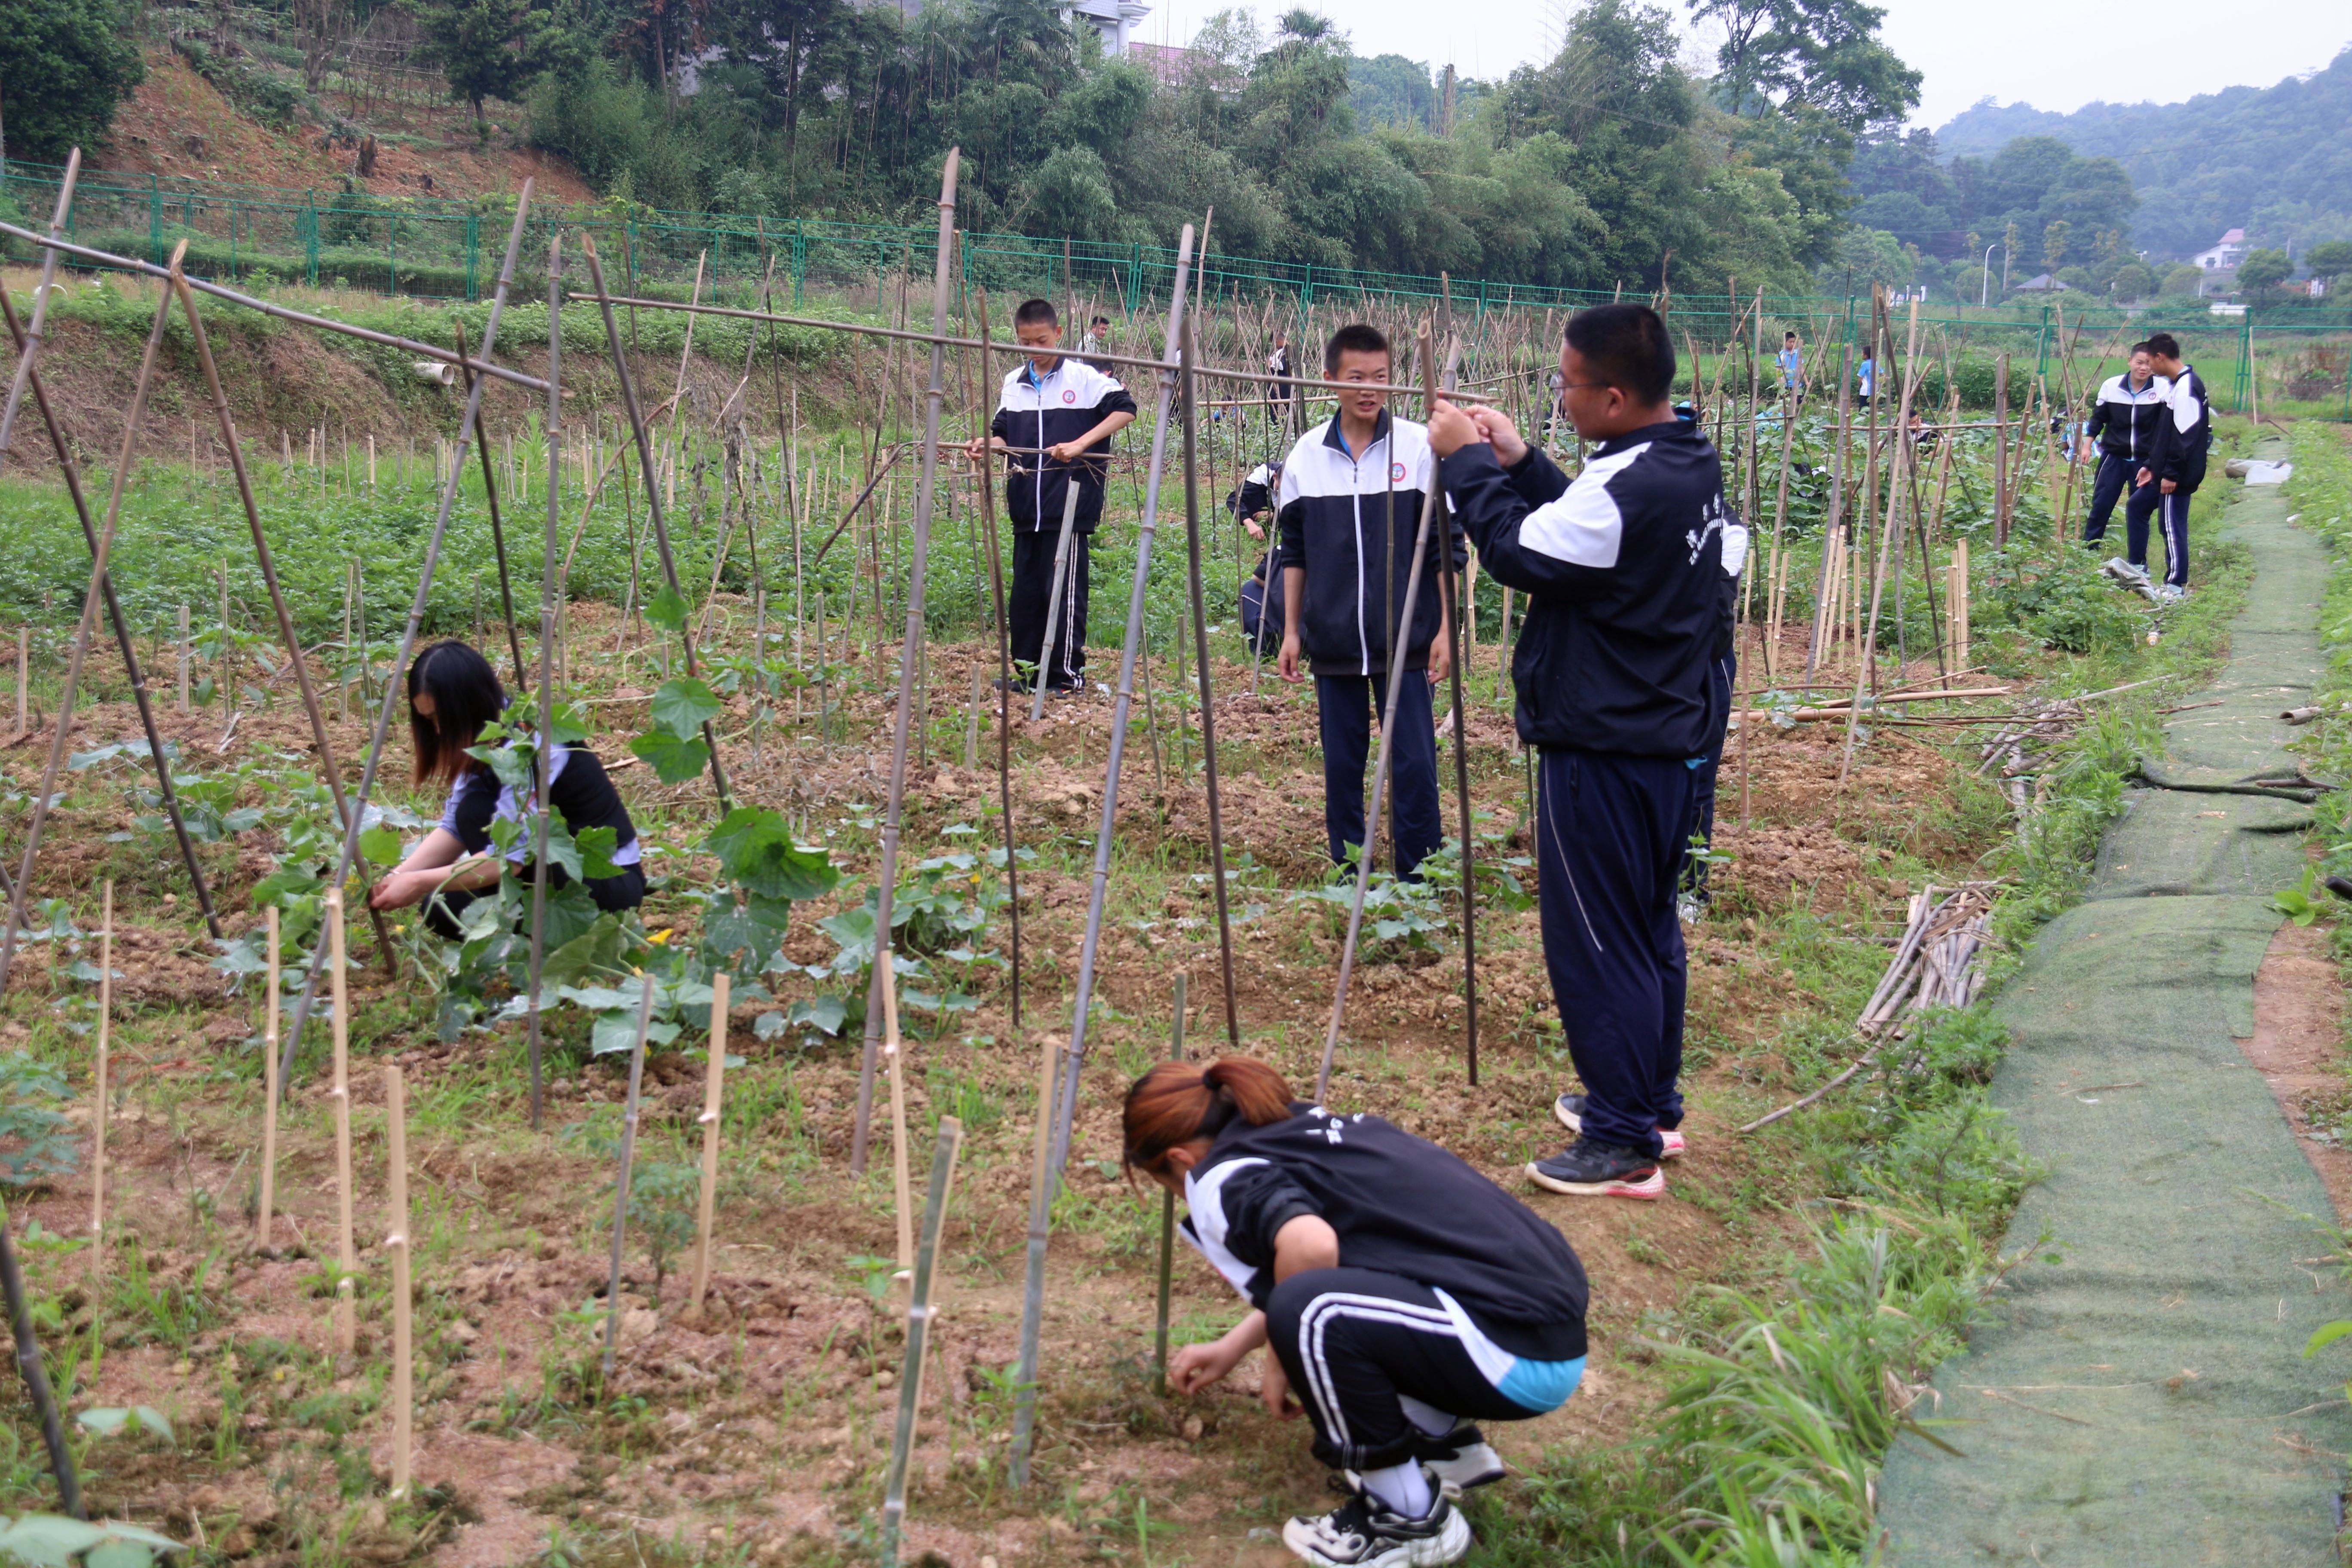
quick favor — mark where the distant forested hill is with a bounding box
[1932,46,2352,260]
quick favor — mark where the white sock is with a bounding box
[1398,1395,1459,1438]
[1360,1461,1433,1520]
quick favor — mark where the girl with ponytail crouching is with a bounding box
[1126,1057,1589,1568]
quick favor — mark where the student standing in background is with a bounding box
[966,299,1137,692]
[2138,331,2209,601]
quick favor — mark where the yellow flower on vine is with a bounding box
[647,928,674,945]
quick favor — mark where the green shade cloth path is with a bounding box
[1879,445,2352,1563]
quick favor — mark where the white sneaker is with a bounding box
[2150,583,2187,602]
[1283,1473,1470,1568]
[1415,1428,1507,1495]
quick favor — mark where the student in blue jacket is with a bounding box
[1272,324,1462,880]
[1427,304,1732,1201]
[1132,1054,1587,1568]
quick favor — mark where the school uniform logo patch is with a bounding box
[1391,462,1407,482]
[1063,390,1078,404]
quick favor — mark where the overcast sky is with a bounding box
[1133,0,2352,130]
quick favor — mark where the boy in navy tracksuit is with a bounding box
[1130,1055,1587,1568]
[1429,304,1729,1200]
[1274,325,1462,880]
[2080,341,2167,567]
[2138,331,2210,600]
[967,299,1138,691]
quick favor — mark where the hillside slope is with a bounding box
[1935,46,2352,259]
[91,46,591,205]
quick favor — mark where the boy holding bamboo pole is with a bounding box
[1428,305,1729,1202]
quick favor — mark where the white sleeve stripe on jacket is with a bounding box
[1183,1157,1269,1300]
[1519,441,1647,567]
[2173,372,2202,433]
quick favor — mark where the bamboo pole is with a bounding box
[1028,481,1084,720]
[0,242,187,995]
[850,150,963,1179]
[384,1065,412,1499]
[524,235,564,1133]
[1316,324,1457,1102]
[601,980,656,1384]
[878,1115,964,1568]
[689,973,728,1311]
[276,189,536,1089]
[257,906,279,1250]
[579,240,735,817]
[90,883,111,1265]
[0,1207,82,1519]
[966,294,1022,1030]
[1806,339,1855,680]
[166,263,394,966]
[0,286,221,941]
[883,968,914,1275]
[1841,296,1920,785]
[1430,284,1479,1084]
[328,888,356,1359]
[0,149,80,463]
[1153,972,1187,1394]
[451,319,532,689]
[1008,220,1197,1491]
[1176,320,1243,1050]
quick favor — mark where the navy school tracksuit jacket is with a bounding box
[988,357,1139,533]
[2148,363,2212,494]
[2082,373,2170,466]
[1181,1101,1589,1360]
[1274,413,1469,677]
[1439,420,1733,757]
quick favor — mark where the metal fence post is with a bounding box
[149,176,163,267]
[466,212,480,301]
[304,197,319,285]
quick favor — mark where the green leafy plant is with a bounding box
[0,1053,80,1188]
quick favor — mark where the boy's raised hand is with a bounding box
[1426,398,1481,457]
[1470,404,1529,466]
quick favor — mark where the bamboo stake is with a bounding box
[1952,538,1971,671]
[257,906,279,1250]
[524,236,564,1132]
[1177,318,1243,1050]
[689,974,728,1311]
[1008,220,1197,1491]
[1153,972,1186,1394]
[1430,282,1479,1084]
[579,241,735,817]
[1029,480,1084,720]
[328,889,356,1358]
[883,969,914,1275]
[0,149,80,464]
[178,605,190,713]
[0,287,220,940]
[1806,339,1855,680]
[968,294,1023,1031]
[276,189,536,1089]
[1316,324,1457,1102]
[452,320,531,690]
[878,1115,964,1568]
[849,150,964,1179]
[601,980,656,1384]
[384,1065,412,1499]
[167,263,393,966]
[0,242,186,995]
[0,1202,82,1518]
[90,883,111,1266]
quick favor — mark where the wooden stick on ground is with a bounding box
[91,883,112,1269]
[601,980,657,1384]
[257,906,279,1250]
[384,1065,413,1499]
[689,973,729,1312]
[328,889,356,1358]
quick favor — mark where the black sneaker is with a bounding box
[1281,1471,1469,1568]
[1413,1425,1507,1494]
[1526,1136,1665,1200]
[1553,1093,1684,1160]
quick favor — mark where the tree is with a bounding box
[2109,261,2155,300]
[1691,0,1917,128]
[2040,219,2070,269]
[0,0,145,164]
[2302,240,2352,278]
[2234,248,2292,292]
[412,0,558,124]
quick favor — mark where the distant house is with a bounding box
[2191,228,2248,273]
[1124,41,1196,86]
[1064,0,1152,52]
[2015,273,2070,293]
